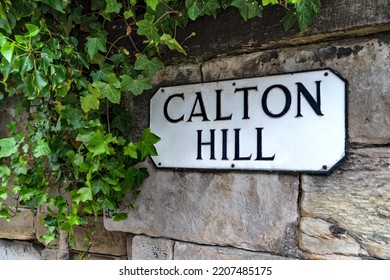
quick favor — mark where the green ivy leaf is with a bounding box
[0,164,11,177]
[134,54,164,78]
[111,107,132,133]
[0,5,12,34]
[60,222,72,232]
[93,80,121,104]
[76,130,114,156]
[1,41,14,63]
[92,179,110,195]
[138,128,160,159]
[0,57,11,80]
[203,0,221,16]
[124,142,138,159]
[136,14,160,42]
[81,94,100,113]
[91,63,115,82]
[62,105,84,127]
[97,197,117,211]
[145,0,159,11]
[0,33,6,46]
[66,212,81,226]
[282,11,298,31]
[262,0,278,5]
[34,70,49,90]
[124,10,134,19]
[105,0,122,13]
[33,139,51,158]
[12,0,37,18]
[38,0,66,13]
[231,0,263,21]
[0,207,11,221]
[50,64,66,88]
[12,155,28,175]
[295,0,321,32]
[77,187,93,202]
[120,74,152,96]
[86,34,107,59]
[25,23,39,37]
[0,137,18,158]
[113,212,128,221]
[0,186,8,200]
[72,153,84,166]
[160,34,187,55]
[19,55,34,76]
[81,84,101,112]
[187,0,204,20]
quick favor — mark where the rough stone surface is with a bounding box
[0,239,42,260]
[70,252,127,260]
[174,242,291,260]
[202,35,390,145]
[127,235,133,259]
[41,248,64,260]
[131,235,174,260]
[299,217,369,257]
[72,216,128,256]
[0,208,35,240]
[105,163,299,254]
[301,148,390,259]
[108,1,390,60]
[306,254,363,260]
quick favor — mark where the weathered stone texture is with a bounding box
[300,217,369,257]
[72,216,128,256]
[105,162,299,254]
[301,148,390,259]
[0,208,35,240]
[131,235,174,260]
[151,64,202,87]
[202,35,390,145]
[41,248,68,260]
[181,0,390,59]
[0,239,42,260]
[70,252,127,260]
[174,242,290,260]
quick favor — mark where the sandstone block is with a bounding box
[105,162,299,254]
[174,242,290,260]
[70,252,127,260]
[301,148,390,259]
[72,216,128,256]
[299,217,369,257]
[0,239,42,260]
[131,235,174,260]
[0,208,35,240]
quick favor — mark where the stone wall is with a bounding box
[1,2,389,260]
[105,32,390,260]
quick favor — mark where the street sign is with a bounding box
[150,68,347,173]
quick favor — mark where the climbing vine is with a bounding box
[0,0,321,248]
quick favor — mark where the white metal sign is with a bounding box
[150,69,347,173]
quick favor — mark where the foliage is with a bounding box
[0,0,321,248]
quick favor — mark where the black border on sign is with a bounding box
[148,67,349,175]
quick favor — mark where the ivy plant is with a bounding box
[0,0,321,248]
